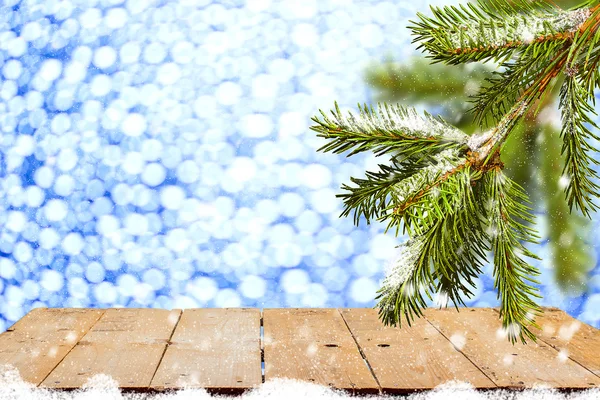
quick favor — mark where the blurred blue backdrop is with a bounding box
[0,0,598,332]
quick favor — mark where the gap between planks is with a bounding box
[425,307,600,389]
[491,308,600,380]
[37,309,107,388]
[337,308,383,395]
[340,308,497,392]
[422,309,498,388]
[262,308,380,393]
[148,310,183,386]
[260,310,265,383]
[149,309,261,393]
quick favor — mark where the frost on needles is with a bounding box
[412,0,592,64]
[312,0,600,344]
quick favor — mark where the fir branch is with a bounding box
[470,4,600,128]
[315,0,600,345]
[485,169,542,344]
[471,99,530,164]
[566,4,600,73]
[558,73,600,217]
[451,3,600,130]
[376,169,488,325]
[411,0,591,64]
[577,17,600,96]
[336,146,469,237]
[336,159,423,226]
[311,102,469,159]
[391,148,465,203]
[386,152,471,237]
[431,169,489,307]
[376,235,432,326]
[434,212,488,309]
[471,41,567,126]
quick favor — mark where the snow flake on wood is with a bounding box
[449,333,467,350]
[558,321,582,341]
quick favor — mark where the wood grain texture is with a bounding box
[4,307,600,392]
[263,308,380,394]
[150,308,262,392]
[340,308,496,392]
[41,308,181,389]
[0,308,103,385]
[529,307,600,378]
[425,307,600,389]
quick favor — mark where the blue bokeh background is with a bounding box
[0,0,599,332]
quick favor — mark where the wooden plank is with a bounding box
[41,308,181,389]
[340,308,496,393]
[150,308,261,393]
[530,307,600,378]
[0,308,103,385]
[4,306,598,392]
[263,308,380,394]
[425,307,600,389]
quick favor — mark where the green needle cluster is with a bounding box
[312,0,600,344]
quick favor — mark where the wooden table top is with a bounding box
[0,307,598,395]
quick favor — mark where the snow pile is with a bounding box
[0,366,599,400]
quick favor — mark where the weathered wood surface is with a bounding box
[41,308,181,389]
[151,308,262,393]
[426,307,600,389]
[529,307,600,378]
[263,308,379,394]
[0,308,103,385]
[340,308,496,392]
[0,307,598,394]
